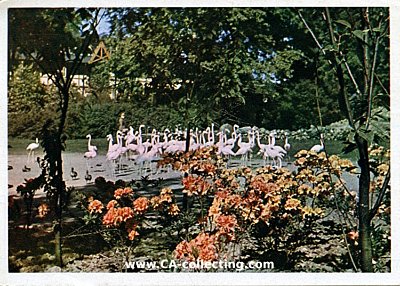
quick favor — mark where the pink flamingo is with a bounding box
[235,133,253,166]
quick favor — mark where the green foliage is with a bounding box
[106,8,305,121]
[65,99,187,138]
[8,62,57,138]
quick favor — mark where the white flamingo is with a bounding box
[26,138,40,163]
[86,134,97,152]
[284,135,291,162]
[225,124,238,146]
[310,134,324,153]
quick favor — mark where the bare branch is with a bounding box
[369,168,390,222]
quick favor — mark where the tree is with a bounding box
[8,8,102,266]
[106,8,304,126]
[8,62,57,138]
[296,7,390,272]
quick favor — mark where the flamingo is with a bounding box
[219,133,236,166]
[255,131,270,166]
[125,126,136,145]
[310,134,324,153]
[264,146,285,168]
[26,138,40,163]
[269,132,287,154]
[106,133,123,173]
[235,133,253,166]
[284,135,291,162]
[225,124,238,146]
[259,132,286,168]
[86,134,97,152]
[84,148,97,170]
[84,134,97,169]
[106,134,120,154]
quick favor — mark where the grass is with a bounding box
[8,138,109,156]
[8,137,358,160]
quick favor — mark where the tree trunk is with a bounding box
[54,87,69,267]
[355,133,373,272]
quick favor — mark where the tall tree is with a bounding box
[297,7,390,272]
[106,8,304,126]
[8,8,102,266]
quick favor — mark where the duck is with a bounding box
[22,165,31,172]
[70,167,78,180]
[85,170,92,184]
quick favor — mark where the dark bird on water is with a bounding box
[22,165,31,172]
[85,170,92,183]
[8,165,13,170]
[70,167,78,180]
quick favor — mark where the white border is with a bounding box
[1,1,399,285]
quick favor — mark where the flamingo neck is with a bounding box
[256,133,262,147]
[108,137,113,150]
[270,134,275,146]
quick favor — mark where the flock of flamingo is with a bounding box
[83,124,294,176]
[25,123,325,182]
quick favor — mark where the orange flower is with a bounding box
[348,230,359,241]
[168,204,180,216]
[175,240,191,260]
[260,204,272,222]
[208,198,221,217]
[284,198,301,211]
[102,208,116,226]
[215,214,237,241]
[88,199,104,214]
[160,188,173,203]
[103,207,134,226]
[114,187,133,199]
[116,207,134,223]
[198,162,216,176]
[297,184,311,195]
[216,214,237,231]
[174,232,218,262]
[296,157,307,166]
[128,228,140,241]
[133,197,149,214]
[150,196,161,209]
[182,175,198,196]
[182,175,211,196]
[225,194,242,208]
[38,203,50,218]
[106,200,118,209]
